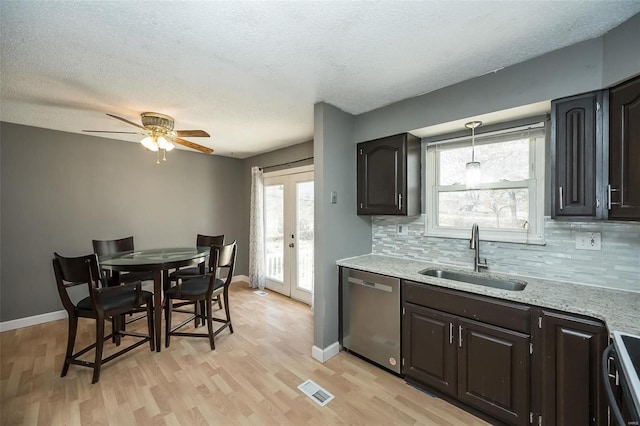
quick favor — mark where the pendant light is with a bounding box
[465,121,482,189]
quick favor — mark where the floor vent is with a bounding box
[298,379,334,406]
[253,290,268,296]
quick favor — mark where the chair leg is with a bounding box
[217,298,222,310]
[206,299,215,350]
[146,299,155,351]
[61,315,78,377]
[165,297,172,348]
[114,315,122,346]
[200,300,206,326]
[223,290,233,334]
[92,316,105,384]
[193,301,200,328]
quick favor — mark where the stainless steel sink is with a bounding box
[418,268,527,291]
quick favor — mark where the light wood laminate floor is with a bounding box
[1,283,488,425]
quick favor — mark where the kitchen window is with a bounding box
[425,122,545,244]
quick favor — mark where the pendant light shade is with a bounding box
[465,121,482,189]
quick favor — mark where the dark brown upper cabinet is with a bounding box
[357,133,420,216]
[550,91,607,219]
[609,74,640,220]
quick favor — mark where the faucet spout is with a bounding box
[470,223,487,272]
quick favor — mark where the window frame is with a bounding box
[424,125,545,245]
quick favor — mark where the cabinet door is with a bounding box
[609,75,640,220]
[539,311,608,426]
[357,134,406,215]
[457,318,530,426]
[402,303,457,397]
[551,91,603,218]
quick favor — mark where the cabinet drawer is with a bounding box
[403,280,530,334]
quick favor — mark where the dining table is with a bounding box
[99,247,210,351]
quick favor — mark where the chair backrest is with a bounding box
[52,252,102,312]
[92,236,135,256]
[196,234,224,247]
[212,241,237,285]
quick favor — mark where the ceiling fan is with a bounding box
[84,112,213,163]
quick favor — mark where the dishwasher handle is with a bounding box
[347,277,393,293]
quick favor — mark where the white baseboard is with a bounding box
[1,274,251,333]
[0,310,67,333]
[312,341,340,363]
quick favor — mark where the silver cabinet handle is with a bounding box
[398,193,403,211]
[449,323,453,345]
[559,186,563,210]
[608,184,621,209]
[458,325,463,348]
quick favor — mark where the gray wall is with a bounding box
[0,123,245,322]
[240,141,314,276]
[602,13,640,87]
[313,103,372,349]
[354,12,640,143]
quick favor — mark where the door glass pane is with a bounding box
[296,181,314,292]
[264,184,284,282]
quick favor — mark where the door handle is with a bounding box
[449,323,453,345]
[458,325,463,348]
[288,243,295,248]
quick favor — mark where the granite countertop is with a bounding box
[337,254,640,336]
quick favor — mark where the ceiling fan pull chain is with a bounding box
[162,149,167,162]
[156,150,160,165]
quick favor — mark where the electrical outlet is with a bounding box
[575,232,601,251]
[397,223,409,236]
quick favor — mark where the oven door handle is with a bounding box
[602,344,627,426]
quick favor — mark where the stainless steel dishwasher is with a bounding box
[341,269,401,374]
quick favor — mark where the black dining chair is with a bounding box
[52,252,154,384]
[165,241,237,350]
[169,234,224,282]
[92,236,154,286]
[170,234,225,324]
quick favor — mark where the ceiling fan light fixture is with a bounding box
[157,136,175,151]
[141,136,159,151]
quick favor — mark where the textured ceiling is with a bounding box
[2,2,639,158]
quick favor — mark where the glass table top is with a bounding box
[99,247,210,267]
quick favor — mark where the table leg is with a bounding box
[153,269,163,352]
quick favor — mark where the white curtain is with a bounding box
[249,166,266,290]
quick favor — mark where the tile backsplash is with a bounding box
[372,215,640,292]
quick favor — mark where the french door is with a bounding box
[264,167,314,305]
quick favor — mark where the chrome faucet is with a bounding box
[470,223,488,272]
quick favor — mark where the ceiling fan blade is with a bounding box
[173,137,214,154]
[83,130,142,134]
[106,113,146,130]
[176,130,210,138]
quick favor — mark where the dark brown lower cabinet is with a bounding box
[402,280,609,425]
[403,308,531,425]
[403,303,457,397]
[539,310,608,426]
[458,318,530,426]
